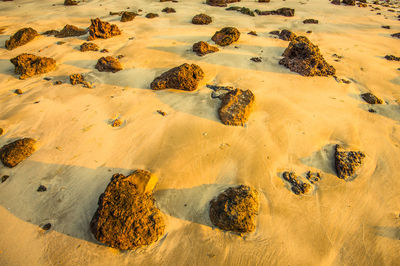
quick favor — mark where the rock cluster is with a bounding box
[282,171,311,195]
[0,138,36,168]
[334,145,365,180]
[10,53,56,79]
[88,18,121,40]
[95,56,123,73]
[192,41,219,56]
[192,14,212,25]
[211,27,240,46]
[218,89,255,126]
[5,28,38,50]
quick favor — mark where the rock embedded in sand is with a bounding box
[95,56,123,73]
[64,0,78,5]
[37,185,47,192]
[42,30,59,36]
[391,32,400,39]
[69,73,91,87]
[121,11,137,22]
[0,128,3,136]
[192,14,212,25]
[150,63,204,91]
[331,0,341,5]
[146,13,159,18]
[209,185,259,233]
[192,41,219,56]
[14,89,23,95]
[282,171,311,195]
[0,138,36,168]
[162,7,176,13]
[279,29,297,41]
[206,0,240,7]
[88,18,121,40]
[248,31,257,36]
[218,89,255,126]
[226,6,255,16]
[361,92,383,104]
[55,25,86,38]
[90,170,165,250]
[211,27,240,46]
[80,42,99,52]
[303,19,318,24]
[250,57,262,62]
[5,28,38,50]
[279,36,336,76]
[10,53,56,79]
[384,55,400,61]
[255,7,295,17]
[111,119,122,127]
[343,0,356,5]
[335,144,365,180]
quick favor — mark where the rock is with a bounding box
[95,56,123,73]
[88,18,121,41]
[64,0,78,5]
[42,30,59,36]
[209,185,259,233]
[343,0,355,5]
[303,19,318,24]
[384,55,400,61]
[282,171,311,195]
[305,171,321,184]
[90,171,165,250]
[279,29,297,41]
[162,7,176,13]
[361,92,383,104]
[269,30,280,35]
[0,138,36,168]
[146,13,159,18]
[226,6,255,16]
[121,11,137,22]
[206,0,240,7]
[335,144,365,180]
[37,185,47,192]
[250,57,262,62]
[381,25,391,29]
[255,7,295,17]
[14,89,23,95]
[331,0,341,5]
[279,36,336,76]
[69,73,90,87]
[80,42,99,52]
[55,25,86,38]
[211,27,240,46]
[248,31,257,36]
[100,49,109,53]
[10,54,56,79]
[54,80,62,85]
[157,110,166,116]
[258,0,270,2]
[5,28,38,50]
[192,14,212,25]
[1,175,9,183]
[0,128,3,136]
[218,89,255,126]
[192,41,219,56]
[111,119,122,127]
[150,63,204,91]
[41,223,52,230]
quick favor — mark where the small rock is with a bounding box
[384,55,400,61]
[368,108,376,113]
[162,7,176,13]
[303,19,318,24]
[226,6,255,16]
[121,11,137,22]
[41,223,52,230]
[255,7,295,17]
[342,0,355,5]
[335,144,365,180]
[305,171,321,184]
[146,13,159,18]
[64,0,78,5]
[282,171,311,195]
[95,56,123,73]
[116,54,124,59]
[14,89,23,95]
[42,30,59,36]
[0,128,3,136]
[192,41,219,56]
[192,14,212,25]
[361,92,383,104]
[88,18,121,40]
[391,32,400,39]
[157,110,167,116]
[37,185,47,192]
[269,30,280,35]
[56,41,66,45]
[5,28,38,50]
[331,0,341,5]
[206,0,240,7]
[0,138,36,168]
[55,25,86,38]
[211,27,240,46]
[248,31,257,36]
[111,119,122,127]
[54,80,62,85]
[279,29,297,41]
[381,25,391,29]
[80,42,99,52]
[218,89,255,126]
[250,57,262,62]
[10,54,56,79]
[100,49,109,53]
[69,73,90,87]
[1,175,9,183]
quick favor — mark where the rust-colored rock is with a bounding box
[88,18,121,40]
[95,56,122,73]
[0,138,36,168]
[146,13,159,18]
[211,27,240,46]
[80,42,99,52]
[361,92,383,104]
[55,25,86,38]
[209,185,259,233]
[64,0,78,5]
[5,28,38,50]
[70,73,84,85]
[192,14,212,25]
[121,11,137,22]
[279,29,297,41]
[193,41,219,56]
[282,171,311,195]
[218,88,255,126]
[279,36,336,76]
[162,7,176,13]
[206,0,240,7]
[335,145,365,180]
[10,53,56,79]
[150,63,204,91]
[90,170,165,250]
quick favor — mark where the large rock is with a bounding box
[279,36,336,76]
[55,25,86,38]
[5,28,38,50]
[335,144,365,180]
[88,18,121,40]
[209,185,259,233]
[0,138,36,168]
[206,0,240,7]
[90,170,165,250]
[10,53,56,79]
[218,89,255,126]
[95,56,123,73]
[192,41,219,56]
[150,63,204,91]
[211,27,240,46]
[192,14,212,25]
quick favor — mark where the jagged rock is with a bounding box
[90,170,165,250]
[282,171,311,195]
[343,0,355,5]
[80,42,99,52]
[218,89,255,126]
[146,13,159,18]
[150,63,204,91]
[211,27,240,46]
[193,41,219,56]
[64,0,78,5]
[209,185,259,233]
[384,55,400,61]
[55,25,86,38]
[10,53,56,79]
[279,36,336,76]
[255,7,295,17]
[361,92,383,104]
[303,19,318,24]
[226,6,255,16]
[95,56,123,73]
[279,29,297,41]
[121,11,137,22]
[37,185,47,192]
[0,138,36,168]
[5,28,38,50]
[162,7,176,13]
[88,18,121,40]
[70,73,84,85]
[206,0,241,7]
[192,14,212,25]
[335,145,365,180]
[111,119,122,127]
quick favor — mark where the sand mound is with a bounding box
[10,53,56,79]
[0,138,36,168]
[5,28,38,50]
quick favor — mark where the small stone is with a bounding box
[211,27,240,46]
[80,42,99,52]
[335,144,365,180]
[37,185,47,192]
[255,7,295,17]
[146,13,159,18]
[42,30,59,36]
[331,0,341,5]
[157,110,166,116]
[0,128,3,136]
[54,80,62,85]
[88,18,121,40]
[303,19,318,24]
[269,30,280,35]
[343,0,355,5]
[305,171,321,184]
[5,28,38,50]
[250,57,262,62]
[248,31,257,36]
[206,0,240,7]
[41,223,52,230]
[192,14,212,25]
[56,41,65,45]
[0,138,36,167]
[282,171,311,194]
[116,54,124,59]
[361,92,383,104]
[69,73,87,86]
[111,119,122,127]
[14,89,23,95]
[391,32,400,39]
[121,11,137,22]
[1,175,9,183]
[10,54,56,80]
[306,30,312,33]
[368,108,376,113]
[226,6,255,16]
[381,25,391,29]
[384,55,400,61]
[95,56,123,73]
[64,0,78,5]
[162,7,176,13]
[55,25,86,38]
[192,41,219,56]
[100,49,109,53]
[218,89,255,126]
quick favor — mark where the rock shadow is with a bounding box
[300,143,337,176]
[373,226,400,240]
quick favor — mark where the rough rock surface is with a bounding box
[162,7,176,13]
[211,27,240,46]
[255,7,295,17]
[192,14,212,25]
[303,19,318,24]
[361,92,383,104]
[70,73,91,88]
[43,30,59,36]
[80,42,99,52]
[150,63,204,91]
[64,0,78,5]
[218,89,255,126]
[279,36,336,76]
[146,13,159,18]
[206,0,240,7]
[95,56,123,73]
[335,145,365,180]
[88,18,121,40]
[209,185,259,233]
[192,41,219,56]
[282,171,311,195]
[343,0,355,5]
[121,11,137,22]
[90,170,165,250]
[279,29,297,41]
[5,28,38,50]
[10,53,56,79]
[0,138,36,168]
[55,25,86,38]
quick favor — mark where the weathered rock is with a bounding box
[121,11,137,22]
[255,7,295,17]
[282,171,311,195]
[303,19,318,24]
[69,73,91,87]
[192,14,212,25]
[279,29,297,41]
[343,0,355,5]
[64,0,78,5]
[206,0,240,7]
[150,63,204,91]
[226,6,255,16]
[90,170,165,250]
[391,32,400,39]
[146,13,159,18]
[331,0,341,5]
[88,18,121,41]
[361,92,383,104]
[211,27,240,46]
[209,185,259,233]
[250,57,262,62]
[162,7,176,13]
[1,175,9,183]
[335,145,365,180]
[384,55,400,61]
[305,171,321,184]
[0,138,36,168]
[269,30,280,35]
[55,25,86,38]
[5,28,38,50]
[111,119,122,128]
[193,41,219,56]
[279,36,336,76]
[248,31,257,36]
[37,185,47,192]
[80,42,99,52]
[258,0,270,2]
[95,56,123,73]
[10,53,56,79]
[381,25,390,29]
[218,89,255,126]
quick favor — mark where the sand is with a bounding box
[0,0,399,265]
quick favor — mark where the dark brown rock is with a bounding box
[279,36,336,76]
[211,27,240,46]
[64,0,78,5]
[1,175,9,183]
[279,29,297,41]
[282,171,311,195]
[90,170,165,250]
[80,42,99,52]
[384,55,400,61]
[162,7,176,13]
[193,41,219,56]
[331,0,341,5]
[146,13,159,18]
[343,0,355,5]
[255,7,295,17]
[209,185,259,233]
[269,30,280,35]
[0,138,36,168]
[361,92,383,104]
[55,25,86,38]
[14,89,23,95]
[248,31,257,36]
[335,145,365,180]
[10,53,56,79]
[121,11,137,22]
[5,28,38,50]
[95,56,123,73]
[303,19,318,24]
[206,0,240,7]
[192,14,212,25]
[258,0,270,2]
[218,89,255,126]
[42,30,59,36]
[88,18,121,41]
[226,6,255,16]
[250,57,262,62]
[37,185,47,192]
